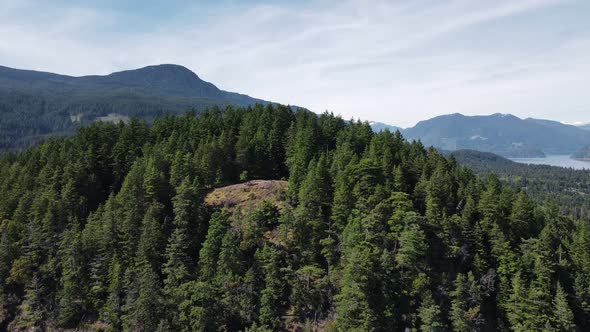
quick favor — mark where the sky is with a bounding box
[1,0,590,128]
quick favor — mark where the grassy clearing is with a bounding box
[204,180,289,215]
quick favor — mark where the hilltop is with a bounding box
[204,180,289,215]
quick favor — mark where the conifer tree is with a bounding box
[417,290,444,331]
[198,211,230,281]
[127,265,162,331]
[506,272,527,330]
[177,281,220,332]
[257,244,287,330]
[551,282,576,331]
[336,243,381,331]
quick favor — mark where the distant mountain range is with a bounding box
[368,121,401,133]
[0,64,271,150]
[1,63,589,156]
[372,113,590,157]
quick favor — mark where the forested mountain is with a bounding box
[452,149,590,220]
[0,104,588,331]
[403,113,590,156]
[0,64,268,151]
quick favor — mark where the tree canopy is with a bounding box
[0,104,587,331]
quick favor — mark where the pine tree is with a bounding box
[294,155,331,264]
[57,226,84,327]
[127,266,162,331]
[198,212,230,281]
[425,162,452,223]
[137,203,165,272]
[417,290,444,331]
[291,265,327,323]
[510,191,537,242]
[163,178,201,297]
[143,150,170,204]
[177,281,220,332]
[216,229,249,329]
[395,223,428,273]
[450,272,483,331]
[506,272,527,330]
[552,282,576,331]
[102,257,124,329]
[257,244,287,330]
[336,243,381,331]
[286,111,318,200]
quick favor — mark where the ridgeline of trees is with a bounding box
[0,104,588,331]
[452,149,590,220]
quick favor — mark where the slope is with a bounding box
[403,113,590,156]
[0,64,267,151]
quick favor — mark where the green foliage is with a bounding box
[417,290,444,332]
[177,281,220,332]
[552,282,575,332]
[0,105,586,331]
[336,243,382,332]
[257,244,288,330]
[450,272,483,331]
[454,149,590,220]
[198,211,230,282]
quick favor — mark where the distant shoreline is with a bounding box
[509,154,590,170]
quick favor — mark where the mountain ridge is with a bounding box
[2,63,589,157]
[0,64,272,151]
[0,64,262,102]
[400,112,590,156]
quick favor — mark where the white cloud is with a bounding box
[0,0,589,127]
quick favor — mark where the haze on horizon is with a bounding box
[1,0,589,127]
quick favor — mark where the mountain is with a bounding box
[402,113,590,156]
[369,121,401,132]
[0,64,269,151]
[579,124,590,131]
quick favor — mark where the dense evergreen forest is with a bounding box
[0,104,588,331]
[452,150,590,220]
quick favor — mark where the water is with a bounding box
[509,154,590,170]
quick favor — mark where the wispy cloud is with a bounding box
[0,0,589,126]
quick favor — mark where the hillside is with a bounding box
[452,149,590,219]
[1,106,589,331]
[0,64,269,151]
[403,113,590,156]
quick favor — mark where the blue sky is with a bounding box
[1,0,589,127]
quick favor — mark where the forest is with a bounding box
[0,104,588,331]
[452,149,590,220]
